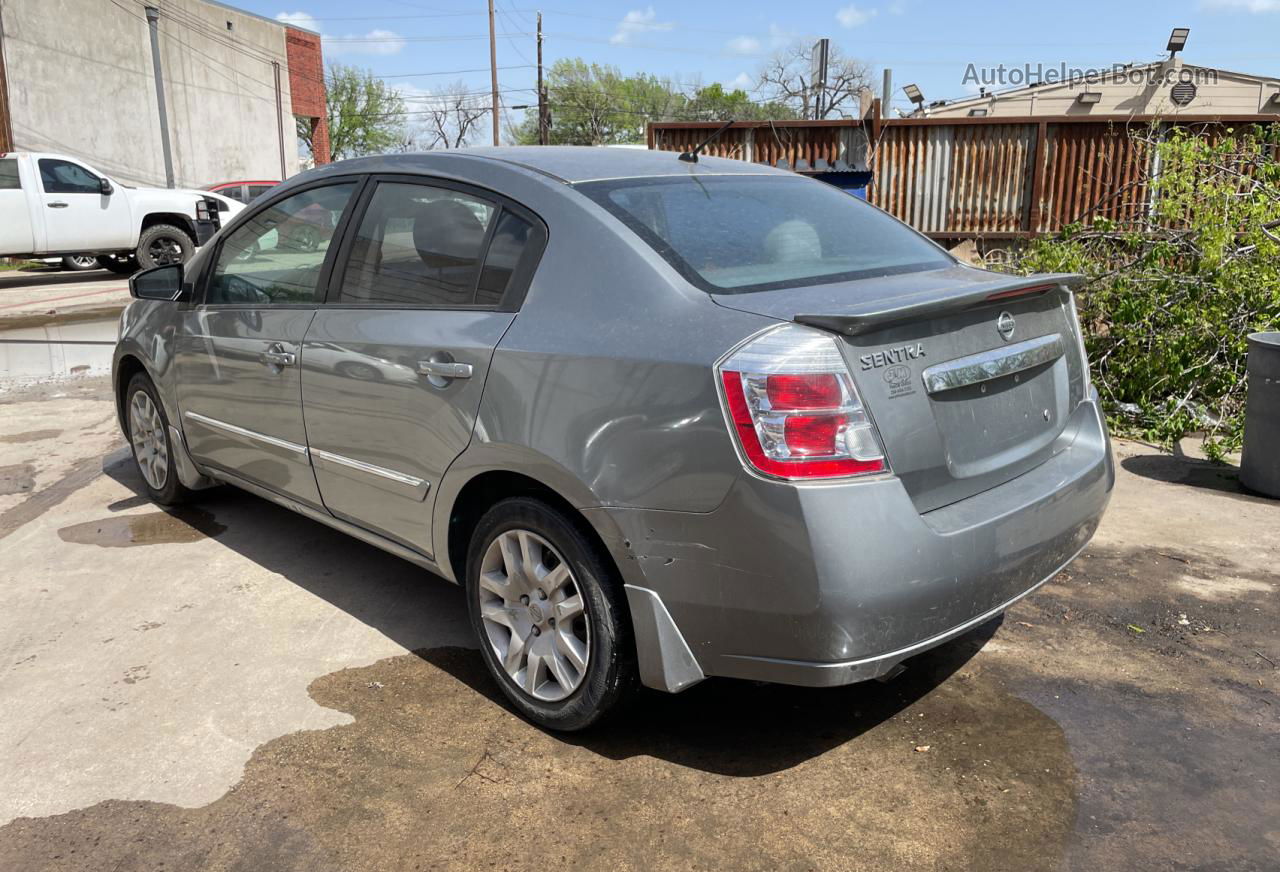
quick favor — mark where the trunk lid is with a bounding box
[712,266,1089,513]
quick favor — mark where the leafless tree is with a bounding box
[757,43,875,120]
[403,81,490,150]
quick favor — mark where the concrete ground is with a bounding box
[0,375,1276,872]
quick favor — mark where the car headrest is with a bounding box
[411,198,486,267]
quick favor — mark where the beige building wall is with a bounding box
[3,0,300,188]
[925,62,1280,119]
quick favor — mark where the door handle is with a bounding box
[47,201,69,209]
[416,360,472,379]
[260,345,296,368]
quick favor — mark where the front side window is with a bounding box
[0,159,20,190]
[208,183,356,305]
[247,185,275,201]
[38,159,101,195]
[577,175,953,294]
[336,182,495,307]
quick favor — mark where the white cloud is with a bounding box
[728,71,755,90]
[836,4,878,28]
[609,7,675,44]
[726,35,762,55]
[1202,0,1279,10]
[767,23,797,49]
[888,0,907,14]
[275,10,406,56]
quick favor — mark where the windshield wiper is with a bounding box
[678,120,735,163]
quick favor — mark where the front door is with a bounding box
[35,157,132,251]
[175,181,359,506]
[301,178,545,554]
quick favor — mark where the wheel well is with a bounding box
[447,471,612,585]
[114,354,147,429]
[140,213,196,241]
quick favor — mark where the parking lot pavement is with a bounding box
[0,377,1276,872]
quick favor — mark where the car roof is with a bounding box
[206,180,280,189]
[414,146,792,184]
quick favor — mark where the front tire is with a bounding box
[136,224,195,270]
[466,497,637,731]
[125,373,193,506]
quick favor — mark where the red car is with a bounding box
[204,180,279,205]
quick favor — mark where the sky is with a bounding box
[233,0,1280,123]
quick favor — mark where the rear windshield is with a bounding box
[577,174,952,294]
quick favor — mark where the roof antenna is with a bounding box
[679,120,735,163]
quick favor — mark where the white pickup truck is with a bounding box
[0,152,242,273]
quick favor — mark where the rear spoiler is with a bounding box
[794,273,1085,336]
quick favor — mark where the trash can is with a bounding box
[1241,331,1280,498]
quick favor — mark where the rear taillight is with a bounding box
[717,324,888,481]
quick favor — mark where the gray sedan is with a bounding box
[113,148,1113,730]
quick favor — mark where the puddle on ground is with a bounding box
[0,429,61,444]
[0,634,1081,872]
[57,508,226,547]
[0,463,36,496]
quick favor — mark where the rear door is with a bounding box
[301,176,545,554]
[175,180,361,506]
[35,157,132,250]
[0,157,35,254]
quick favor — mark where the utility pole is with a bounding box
[144,6,175,188]
[536,12,546,145]
[487,0,499,146]
[0,3,13,153]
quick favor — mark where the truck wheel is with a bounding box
[60,255,99,271]
[466,497,638,731]
[97,254,139,275]
[136,224,194,270]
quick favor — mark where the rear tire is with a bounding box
[466,497,637,731]
[136,224,194,270]
[125,373,194,507]
[60,254,98,271]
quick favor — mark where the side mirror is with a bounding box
[100,178,114,196]
[130,264,188,302]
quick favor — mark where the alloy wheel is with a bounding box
[148,236,185,265]
[477,529,591,702]
[129,390,169,490]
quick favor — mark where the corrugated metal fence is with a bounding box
[650,115,1276,238]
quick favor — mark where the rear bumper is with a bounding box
[588,394,1114,691]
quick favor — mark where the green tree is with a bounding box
[509,60,798,146]
[298,63,406,160]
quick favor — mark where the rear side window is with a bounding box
[0,159,20,190]
[38,159,101,195]
[476,212,534,306]
[336,182,496,307]
[577,175,952,294]
[247,184,275,201]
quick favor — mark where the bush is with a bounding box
[1001,125,1280,460]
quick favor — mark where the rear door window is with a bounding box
[0,158,20,190]
[335,182,496,307]
[247,184,275,201]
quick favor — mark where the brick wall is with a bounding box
[285,27,330,164]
